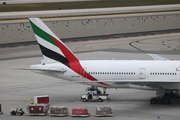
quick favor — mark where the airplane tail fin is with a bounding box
[29,18,109,86]
[29,18,79,67]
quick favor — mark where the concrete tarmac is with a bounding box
[1,33,180,120]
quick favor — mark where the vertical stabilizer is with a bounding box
[29,18,79,66]
[29,18,108,86]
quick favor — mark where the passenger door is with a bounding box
[139,68,146,79]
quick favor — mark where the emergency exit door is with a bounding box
[139,68,146,79]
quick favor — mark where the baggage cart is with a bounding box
[50,106,69,116]
[71,107,89,117]
[96,106,113,117]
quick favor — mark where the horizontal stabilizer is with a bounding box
[30,64,67,72]
[17,68,67,72]
[30,68,67,72]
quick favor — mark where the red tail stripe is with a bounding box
[52,36,109,86]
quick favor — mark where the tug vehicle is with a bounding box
[10,108,24,116]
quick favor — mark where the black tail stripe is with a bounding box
[39,44,70,68]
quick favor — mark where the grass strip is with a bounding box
[0,0,180,12]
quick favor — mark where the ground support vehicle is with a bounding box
[81,92,110,102]
[27,104,50,115]
[95,106,113,117]
[34,95,49,104]
[85,86,101,94]
[71,107,89,117]
[10,108,24,116]
[50,106,69,116]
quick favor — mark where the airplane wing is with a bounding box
[147,54,171,61]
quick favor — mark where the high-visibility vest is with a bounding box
[30,99,34,104]
[103,88,106,93]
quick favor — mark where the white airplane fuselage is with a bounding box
[31,60,180,90]
[28,18,180,104]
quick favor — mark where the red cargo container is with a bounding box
[34,95,49,104]
[72,107,89,117]
[27,104,50,115]
[0,104,2,114]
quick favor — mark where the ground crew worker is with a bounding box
[30,99,34,104]
[103,88,106,94]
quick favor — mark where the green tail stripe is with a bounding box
[29,20,57,47]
